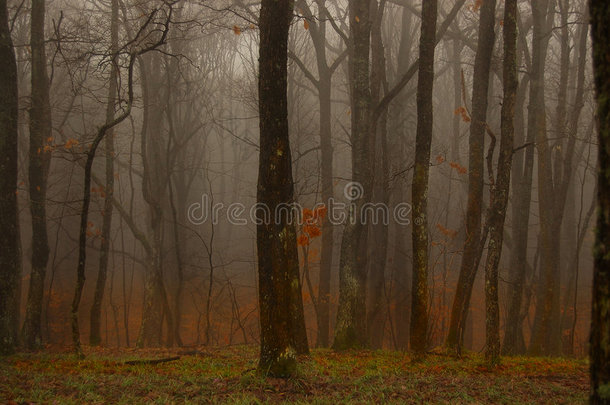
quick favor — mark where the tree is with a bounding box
[410,0,437,353]
[589,0,610,401]
[257,0,307,377]
[72,3,174,353]
[483,0,517,365]
[292,0,345,348]
[503,3,554,356]
[446,0,496,352]
[22,0,52,350]
[527,0,558,356]
[90,0,119,347]
[333,0,373,351]
[0,0,21,354]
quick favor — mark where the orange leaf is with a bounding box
[304,19,309,30]
[233,25,241,35]
[297,234,310,246]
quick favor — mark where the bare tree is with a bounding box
[22,0,52,350]
[257,0,307,377]
[484,0,517,365]
[410,0,437,353]
[590,0,610,400]
[446,0,496,352]
[90,0,119,347]
[333,0,372,351]
[0,0,20,354]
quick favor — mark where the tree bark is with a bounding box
[22,0,52,350]
[0,0,21,354]
[257,0,307,377]
[589,0,610,401]
[410,0,437,353]
[502,14,536,356]
[484,0,517,365]
[333,0,373,351]
[446,0,496,351]
[528,0,558,356]
[366,0,390,349]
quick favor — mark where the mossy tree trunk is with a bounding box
[332,0,372,351]
[410,0,437,353]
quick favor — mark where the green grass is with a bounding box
[0,346,589,404]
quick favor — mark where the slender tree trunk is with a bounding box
[317,74,333,348]
[366,0,389,349]
[296,0,336,349]
[257,0,306,377]
[392,6,413,351]
[590,0,610,401]
[90,0,119,346]
[560,7,589,354]
[410,0,437,353]
[484,0,517,365]
[137,55,174,348]
[333,0,372,351]
[528,0,558,356]
[502,17,536,356]
[446,0,496,351]
[23,0,52,350]
[0,0,21,354]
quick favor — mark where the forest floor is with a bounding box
[0,345,588,404]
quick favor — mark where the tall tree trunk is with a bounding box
[317,73,333,348]
[366,0,389,349]
[90,0,119,346]
[502,16,536,356]
[589,0,610,401]
[560,5,589,354]
[446,0,496,351]
[296,0,336,348]
[528,0,558,356]
[23,0,52,350]
[0,0,21,355]
[392,7,413,351]
[410,0,437,353]
[257,0,306,377]
[136,53,174,348]
[333,0,372,351]
[484,0,517,365]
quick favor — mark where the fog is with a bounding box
[1,0,596,357]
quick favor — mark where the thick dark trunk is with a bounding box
[23,0,52,350]
[0,0,20,354]
[446,0,496,351]
[590,0,610,401]
[410,0,437,353]
[257,0,307,377]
